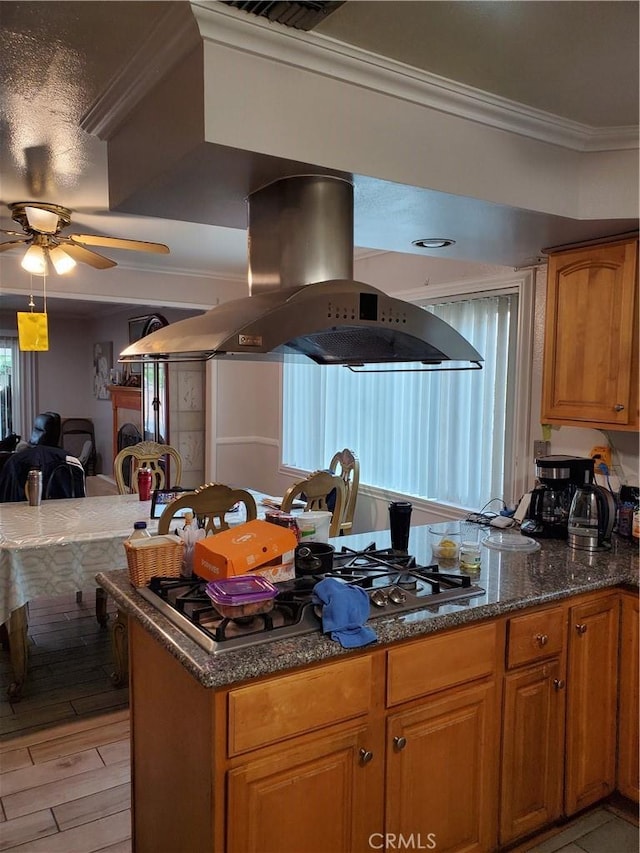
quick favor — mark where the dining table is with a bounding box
[0,489,297,698]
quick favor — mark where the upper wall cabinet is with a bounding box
[541,237,639,430]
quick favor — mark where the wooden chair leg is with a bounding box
[96,586,109,627]
[7,605,29,701]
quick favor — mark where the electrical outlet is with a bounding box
[590,445,612,469]
[533,440,550,460]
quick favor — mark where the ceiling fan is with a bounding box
[0,201,170,275]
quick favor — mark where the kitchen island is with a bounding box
[97,527,638,853]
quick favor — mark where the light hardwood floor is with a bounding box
[0,710,131,851]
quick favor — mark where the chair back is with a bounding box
[114,441,183,495]
[44,457,86,499]
[29,412,61,447]
[60,418,97,475]
[281,470,346,538]
[329,448,360,534]
[157,483,257,536]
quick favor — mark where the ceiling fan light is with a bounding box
[49,245,77,274]
[21,244,48,275]
[24,206,59,234]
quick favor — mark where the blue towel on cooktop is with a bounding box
[312,577,377,649]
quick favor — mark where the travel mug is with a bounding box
[26,468,43,506]
[389,501,412,553]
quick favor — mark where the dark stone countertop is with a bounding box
[96,525,638,690]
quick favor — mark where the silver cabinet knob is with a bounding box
[576,623,588,634]
[536,633,549,646]
[553,679,565,690]
[359,748,374,765]
[614,404,625,412]
[393,736,407,751]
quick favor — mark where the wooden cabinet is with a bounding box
[128,588,633,853]
[385,622,501,852]
[227,721,382,853]
[565,593,620,814]
[387,681,498,852]
[500,607,566,845]
[541,237,639,429]
[617,591,639,802]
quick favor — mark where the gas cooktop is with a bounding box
[137,544,485,654]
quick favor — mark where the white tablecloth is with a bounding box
[0,490,298,625]
[0,494,161,625]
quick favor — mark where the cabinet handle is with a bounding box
[393,736,407,751]
[575,623,588,634]
[536,633,549,646]
[614,404,625,412]
[359,748,374,765]
[553,679,565,690]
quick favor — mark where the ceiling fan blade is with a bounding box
[0,228,27,238]
[0,239,29,253]
[68,233,170,254]
[59,241,117,269]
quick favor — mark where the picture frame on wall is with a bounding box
[93,341,113,400]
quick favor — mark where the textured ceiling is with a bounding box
[0,1,638,319]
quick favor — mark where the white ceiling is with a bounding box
[0,0,638,316]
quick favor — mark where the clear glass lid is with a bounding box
[483,531,541,552]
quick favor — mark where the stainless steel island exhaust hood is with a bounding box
[120,175,483,370]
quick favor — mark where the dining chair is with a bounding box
[328,448,360,535]
[157,483,258,535]
[114,441,183,495]
[281,470,347,538]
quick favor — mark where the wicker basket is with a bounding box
[124,535,184,587]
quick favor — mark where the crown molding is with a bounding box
[80,2,201,139]
[191,1,638,153]
[82,0,638,153]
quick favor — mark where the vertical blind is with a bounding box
[282,294,516,511]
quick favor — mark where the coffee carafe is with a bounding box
[568,484,616,551]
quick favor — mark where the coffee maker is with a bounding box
[521,455,594,539]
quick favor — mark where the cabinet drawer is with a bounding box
[228,656,373,756]
[387,621,497,707]
[507,607,565,669]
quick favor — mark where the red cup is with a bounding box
[137,468,152,501]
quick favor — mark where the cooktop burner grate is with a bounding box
[137,542,485,654]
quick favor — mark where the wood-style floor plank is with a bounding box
[0,808,58,850]
[29,720,129,764]
[3,759,130,820]
[4,810,131,852]
[52,782,130,832]
[1,749,105,797]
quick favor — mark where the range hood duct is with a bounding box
[120,175,483,370]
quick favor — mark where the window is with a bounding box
[0,334,18,437]
[0,331,38,441]
[281,275,533,512]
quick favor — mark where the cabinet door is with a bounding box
[387,681,498,853]
[227,722,383,853]
[618,593,639,802]
[500,659,565,845]
[565,594,620,814]
[541,239,639,429]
